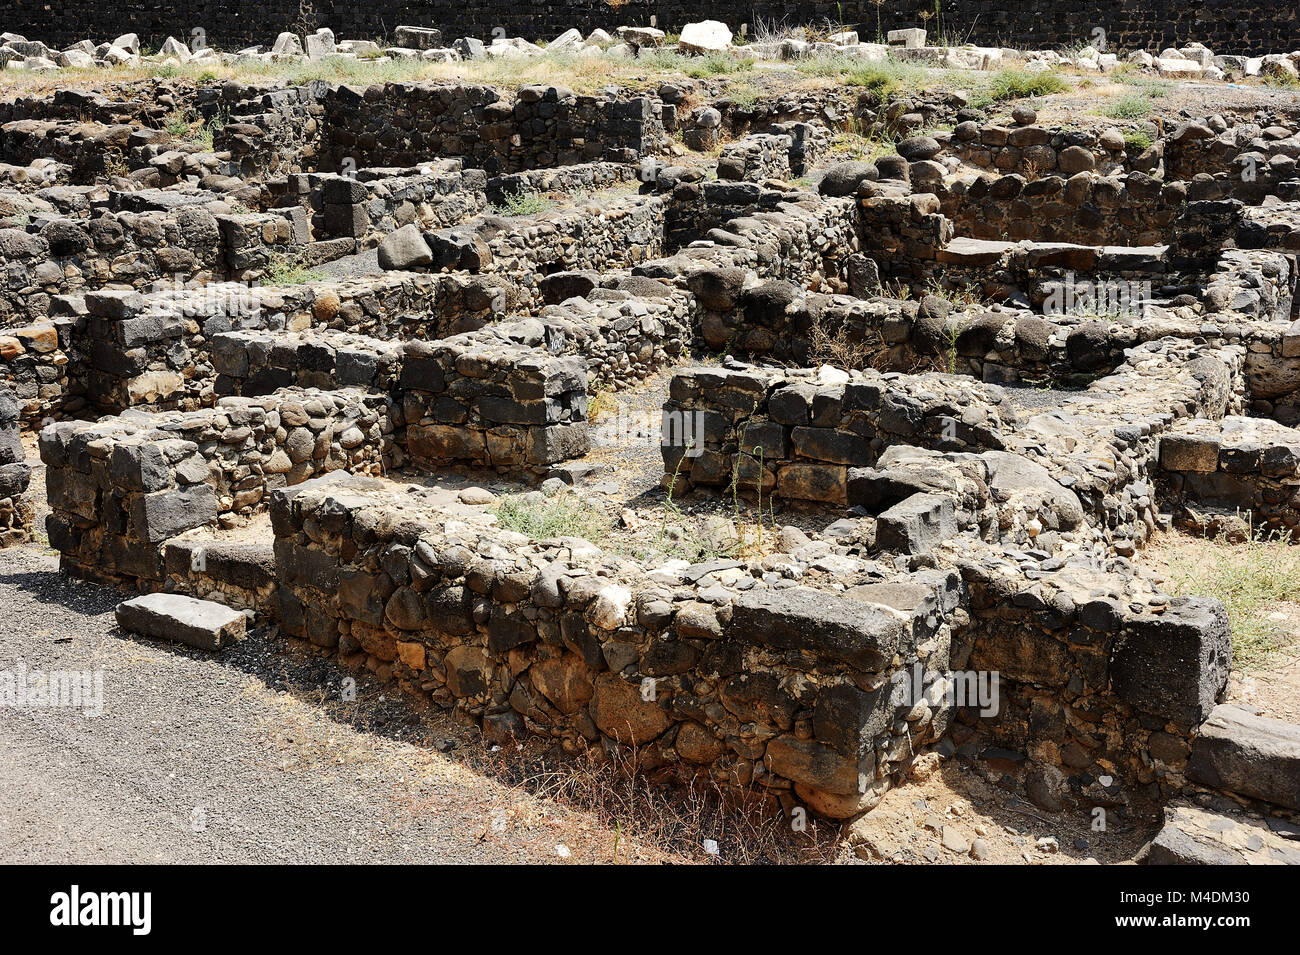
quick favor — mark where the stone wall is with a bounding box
[321,82,665,175]
[1159,415,1300,537]
[486,161,638,207]
[40,388,390,587]
[938,171,1182,247]
[662,364,1018,506]
[948,540,1232,806]
[0,384,32,547]
[269,161,488,244]
[382,193,664,310]
[9,1,1296,56]
[211,329,404,399]
[401,323,590,474]
[0,317,75,425]
[0,205,299,325]
[269,471,965,817]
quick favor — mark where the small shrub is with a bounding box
[722,81,761,109]
[264,254,327,286]
[972,68,1068,107]
[1263,70,1300,90]
[494,492,611,543]
[492,188,554,216]
[1102,92,1152,119]
[844,59,929,99]
[683,53,754,79]
[1123,129,1154,152]
[164,108,198,137]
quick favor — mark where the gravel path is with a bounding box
[0,547,660,864]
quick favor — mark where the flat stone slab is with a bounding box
[115,592,246,651]
[1140,802,1300,865]
[1188,704,1300,810]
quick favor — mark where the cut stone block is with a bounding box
[1141,802,1300,865]
[876,492,956,554]
[887,28,926,48]
[1188,704,1300,810]
[1111,597,1231,725]
[393,26,443,50]
[1160,433,1222,472]
[116,592,246,650]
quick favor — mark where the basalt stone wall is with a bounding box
[937,172,1184,247]
[210,84,326,179]
[72,287,280,417]
[395,194,665,311]
[0,384,32,547]
[486,161,639,207]
[651,188,860,290]
[9,1,1296,56]
[949,545,1232,808]
[40,387,391,588]
[0,207,298,325]
[247,272,519,340]
[715,127,830,184]
[270,162,488,243]
[211,329,404,400]
[321,83,665,175]
[0,318,75,425]
[1158,415,1300,536]
[680,267,1204,387]
[401,323,590,474]
[269,471,964,817]
[662,365,1017,506]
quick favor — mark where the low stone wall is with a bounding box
[271,161,487,243]
[1237,201,1300,253]
[384,194,664,311]
[947,538,1232,808]
[1007,339,1246,554]
[211,329,403,398]
[321,82,666,174]
[662,364,1018,506]
[210,83,324,180]
[1159,415,1300,537]
[856,191,954,288]
[0,205,299,325]
[301,272,518,337]
[40,387,390,587]
[401,323,589,474]
[0,384,32,547]
[945,122,1135,183]
[270,471,964,817]
[486,161,638,207]
[939,171,1181,247]
[716,127,828,183]
[1165,120,1300,185]
[0,316,74,424]
[650,187,859,291]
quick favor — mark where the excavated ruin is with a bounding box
[3,18,1300,864]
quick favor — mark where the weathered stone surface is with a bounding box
[730,587,903,670]
[1111,597,1231,725]
[589,672,672,744]
[1188,705,1300,810]
[115,592,245,650]
[1141,803,1300,865]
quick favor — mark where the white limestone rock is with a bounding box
[679,20,733,54]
